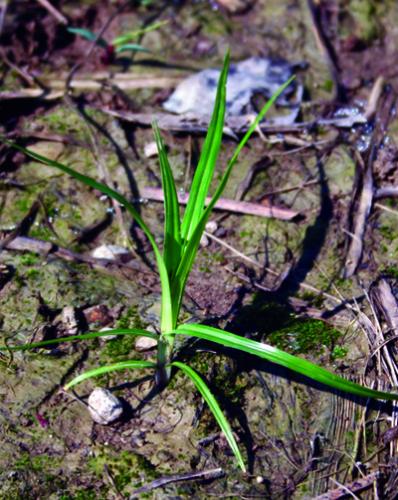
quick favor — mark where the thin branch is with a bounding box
[36,0,67,24]
[140,186,300,221]
[374,186,398,199]
[313,472,379,500]
[129,468,224,497]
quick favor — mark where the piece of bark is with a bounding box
[0,199,40,251]
[344,91,396,278]
[306,0,344,102]
[313,472,379,500]
[0,90,64,100]
[51,76,183,91]
[374,186,398,199]
[140,186,300,221]
[102,109,292,134]
[368,278,398,385]
[371,279,398,335]
[0,75,183,101]
[215,0,255,14]
[3,235,53,254]
[130,468,224,497]
[343,155,373,278]
[101,109,366,134]
[365,76,384,120]
[1,236,140,271]
[36,0,68,24]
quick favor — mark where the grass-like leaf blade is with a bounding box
[67,27,109,48]
[171,361,246,472]
[64,360,156,390]
[0,328,157,352]
[183,76,295,254]
[115,43,151,54]
[175,324,398,401]
[153,122,181,287]
[180,51,229,243]
[171,78,295,322]
[112,21,168,46]
[2,141,174,333]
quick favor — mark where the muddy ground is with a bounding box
[2,0,398,498]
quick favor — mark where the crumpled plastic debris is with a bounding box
[163,57,305,125]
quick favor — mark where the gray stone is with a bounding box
[61,306,79,335]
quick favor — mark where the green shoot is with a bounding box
[153,122,182,282]
[112,20,169,46]
[67,22,164,57]
[67,27,109,48]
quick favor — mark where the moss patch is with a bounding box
[267,318,341,355]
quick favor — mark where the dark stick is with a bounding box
[306,0,344,102]
[129,467,224,497]
[313,471,379,500]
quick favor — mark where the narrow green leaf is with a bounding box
[182,76,295,264]
[64,360,156,390]
[67,27,109,48]
[1,141,174,333]
[204,76,295,215]
[175,324,398,401]
[0,328,157,352]
[180,51,229,243]
[171,361,246,472]
[153,122,182,286]
[172,76,295,322]
[112,21,169,46]
[115,43,151,54]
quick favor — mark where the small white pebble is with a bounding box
[144,141,159,158]
[91,244,129,261]
[88,388,123,425]
[256,476,265,484]
[135,336,158,352]
[205,220,218,234]
[200,234,209,247]
[99,326,118,341]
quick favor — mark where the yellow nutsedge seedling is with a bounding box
[2,52,398,472]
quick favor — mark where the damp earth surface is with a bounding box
[2,0,398,498]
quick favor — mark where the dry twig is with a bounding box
[140,186,300,221]
[129,467,224,497]
[36,0,67,24]
[343,153,373,278]
[313,472,379,500]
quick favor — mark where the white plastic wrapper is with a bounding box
[163,57,304,124]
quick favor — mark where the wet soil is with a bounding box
[2,0,398,498]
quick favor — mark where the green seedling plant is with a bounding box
[3,52,398,472]
[67,21,167,63]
